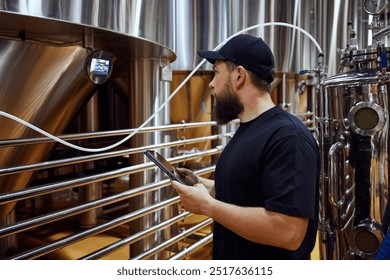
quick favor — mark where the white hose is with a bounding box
[0,22,323,153]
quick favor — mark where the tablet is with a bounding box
[144,150,185,184]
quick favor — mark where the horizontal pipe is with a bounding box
[293,112,314,117]
[10,196,181,260]
[372,25,390,42]
[0,133,230,176]
[0,181,169,238]
[81,211,191,260]
[131,218,213,260]
[0,148,221,205]
[0,166,215,237]
[0,121,218,148]
[0,162,149,205]
[169,233,213,260]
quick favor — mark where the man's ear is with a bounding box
[235,66,246,87]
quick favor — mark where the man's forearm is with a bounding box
[204,198,308,250]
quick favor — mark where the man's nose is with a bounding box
[209,78,215,90]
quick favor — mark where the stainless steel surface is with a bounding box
[0,10,175,219]
[0,0,176,49]
[0,39,94,218]
[127,56,177,259]
[328,142,347,208]
[81,211,191,260]
[350,218,385,259]
[0,165,215,239]
[2,0,390,261]
[10,196,181,260]
[169,233,213,260]
[0,0,368,74]
[318,40,390,259]
[0,133,227,176]
[0,121,218,148]
[0,150,219,207]
[132,218,213,260]
[174,0,315,71]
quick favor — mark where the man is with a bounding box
[172,34,320,260]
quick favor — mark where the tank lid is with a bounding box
[0,11,177,62]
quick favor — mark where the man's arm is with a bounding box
[171,181,308,251]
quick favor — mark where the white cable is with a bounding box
[0,22,323,153]
[0,60,207,153]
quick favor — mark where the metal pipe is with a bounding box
[169,233,213,260]
[0,121,218,148]
[81,211,191,260]
[0,166,215,238]
[79,95,101,228]
[131,218,213,260]
[0,162,150,205]
[0,149,221,205]
[282,72,288,110]
[0,180,171,238]
[9,196,181,260]
[328,142,346,208]
[0,134,231,176]
[372,25,390,42]
[0,210,17,257]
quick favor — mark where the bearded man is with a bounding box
[172,34,320,260]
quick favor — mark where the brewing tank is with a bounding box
[318,39,390,259]
[0,10,176,219]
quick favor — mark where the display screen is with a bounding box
[89,58,111,75]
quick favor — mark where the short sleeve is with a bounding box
[261,133,318,219]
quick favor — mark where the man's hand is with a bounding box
[175,167,216,197]
[171,180,214,215]
[175,167,200,185]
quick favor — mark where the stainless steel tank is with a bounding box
[0,5,176,258]
[317,6,390,258]
[319,68,389,259]
[0,9,175,217]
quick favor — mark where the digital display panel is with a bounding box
[89,58,111,75]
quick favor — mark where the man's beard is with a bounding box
[213,80,244,125]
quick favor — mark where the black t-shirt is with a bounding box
[213,105,320,260]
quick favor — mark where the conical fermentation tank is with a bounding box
[0,5,176,259]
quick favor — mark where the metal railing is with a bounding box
[0,121,225,260]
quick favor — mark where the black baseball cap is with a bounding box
[198,34,275,83]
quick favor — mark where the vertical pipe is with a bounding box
[128,57,177,259]
[79,93,102,228]
[0,210,17,259]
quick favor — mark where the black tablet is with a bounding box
[144,150,185,184]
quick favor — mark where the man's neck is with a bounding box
[238,92,275,123]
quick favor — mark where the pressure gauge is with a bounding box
[363,0,386,15]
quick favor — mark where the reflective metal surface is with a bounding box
[350,218,384,259]
[0,10,175,219]
[0,39,94,218]
[0,0,176,56]
[318,42,390,259]
[1,0,389,261]
[0,0,369,75]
